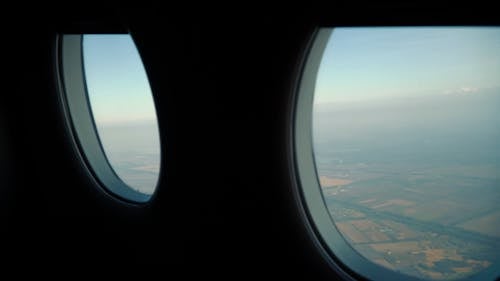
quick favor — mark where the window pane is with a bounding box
[313,27,500,280]
[83,34,160,196]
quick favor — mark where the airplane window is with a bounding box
[296,27,500,281]
[82,34,160,198]
[60,34,160,203]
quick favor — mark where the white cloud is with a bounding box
[443,86,479,95]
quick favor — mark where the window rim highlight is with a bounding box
[57,34,160,204]
[291,27,499,281]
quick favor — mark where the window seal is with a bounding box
[56,34,153,204]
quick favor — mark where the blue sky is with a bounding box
[315,27,500,104]
[83,34,157,125]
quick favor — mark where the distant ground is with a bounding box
[94,121,161,195]
[313,92,500,280]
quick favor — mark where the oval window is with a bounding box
[295,27,500,281]
[60,34,161,203]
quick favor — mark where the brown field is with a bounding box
[319,176,353,187]
[373,258,395,270]
[335,222,369,243]
[372,199,415,209]
[417,267,444,280]
[366,231,391,242]
[458,210,500,238]
[466,259,491,267]
[381,220,420,240]
[421,248,463,267]
[347,219,391,242]
[415,254,490,279]
[453,267,473,274]
[350,219,379,231]
[371,245,472,280]
[371,241,420,254]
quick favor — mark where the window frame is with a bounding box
[291,27,499,281]
[56,34,158,204]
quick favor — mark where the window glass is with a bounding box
[313,27,500,280]
[83,34,160,196]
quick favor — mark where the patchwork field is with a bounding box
[319,164,499,280]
